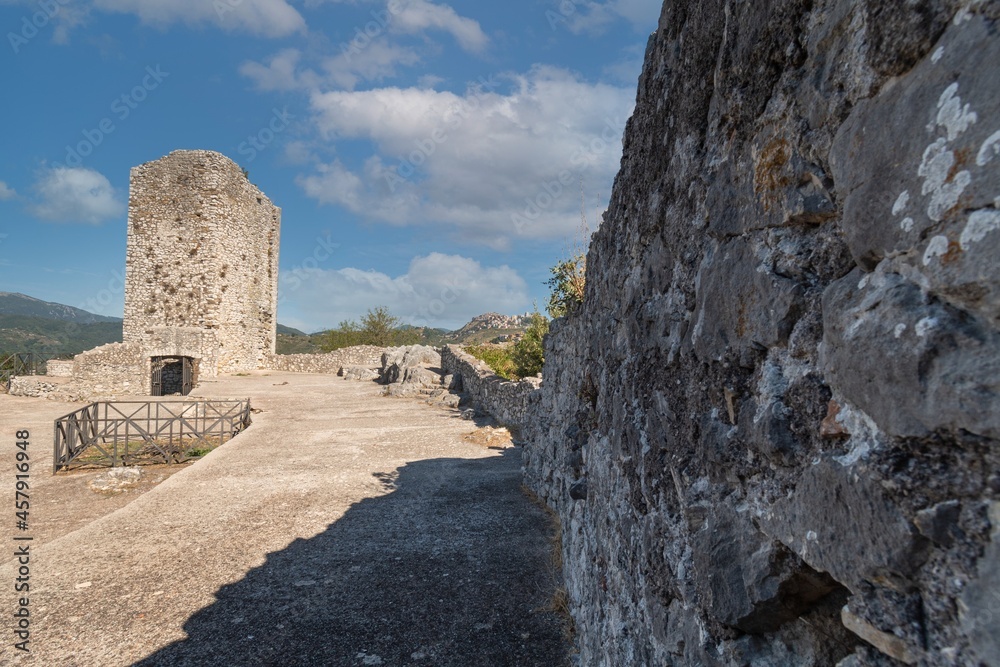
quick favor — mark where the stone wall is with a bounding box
[525,2,1000,666]
[123,150,281,375]
[8,377,67,398]
[45,360,74,377]
[71,342,148,397]
[265,346,387,374]
[440,345,540,431]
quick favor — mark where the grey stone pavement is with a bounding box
[0,373,569,666]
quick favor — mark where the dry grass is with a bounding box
[68,435,226,470]
[549,587,572,618]
[522,485,576,642]
[462,425,513,449]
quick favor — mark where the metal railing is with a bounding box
[53,399,252,473]
[1,352,74,389]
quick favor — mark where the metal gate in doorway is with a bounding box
[151,356,194,396]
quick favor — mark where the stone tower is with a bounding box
[122,150,281,376]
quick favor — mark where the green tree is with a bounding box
[546,252,586,319]
[511,312,549,378]
[358,306,403,347]
[320,307,422,351]
[321,319,362,351]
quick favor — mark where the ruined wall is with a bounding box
[123,150,280,374]
[8,377,65,398]
[265,346,387,374]
[440,345,540,431]
[44,360,74,378]
[525,2,1000,665]
[71,342,148,397]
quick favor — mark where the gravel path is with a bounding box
[0,373,569,666]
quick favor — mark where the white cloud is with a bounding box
[558,0,661,35]
[298,66,634,246]
[322,40,421,90]
[31,167,125,224]
[417,74,445,88]
[240,48,314,91]
[242,41,420,92]
[389,0,489,53]
[0,181,16,200]
[50,3,92,43]
[298,160,367,210]
[282,140,318,165]
[244,30,444,94]
[278,252,530,330]
[92,0,305,37]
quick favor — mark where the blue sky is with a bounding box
[0,0,660,332]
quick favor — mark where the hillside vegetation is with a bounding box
[0,315,123,355]
[1,293,535,357]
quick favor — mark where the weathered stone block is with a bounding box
[523,2,1000,664]
[123,150,281,375]
[760,459,928,591]
[688,238,803,361]
[961,502,1000,667]
[830,15,1000,324]
[693,504,838,634]
[822,268,1000,439]
[439,346,539,430]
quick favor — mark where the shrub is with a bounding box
[465,344,517,380]
[466,313,549,380]
[546,252,586,318]
[322,319,363,351]
[510,312,549,378]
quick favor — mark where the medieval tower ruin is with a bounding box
[123,150,281,376]
[70,150,281,395]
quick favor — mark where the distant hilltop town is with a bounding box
[452,312,534,336]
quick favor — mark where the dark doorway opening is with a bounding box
[152,356,195,396]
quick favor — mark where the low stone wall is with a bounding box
[440,345,539,431]
[265,346,386,374]
[8,377,68,398]
[45,360,74,377]
[72,342,148,397]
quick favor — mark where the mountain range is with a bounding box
[0,293,529,355]
[0,292,121,324]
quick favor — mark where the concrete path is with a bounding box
[0,373,568,666]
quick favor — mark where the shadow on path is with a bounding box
[134,448,569,667]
